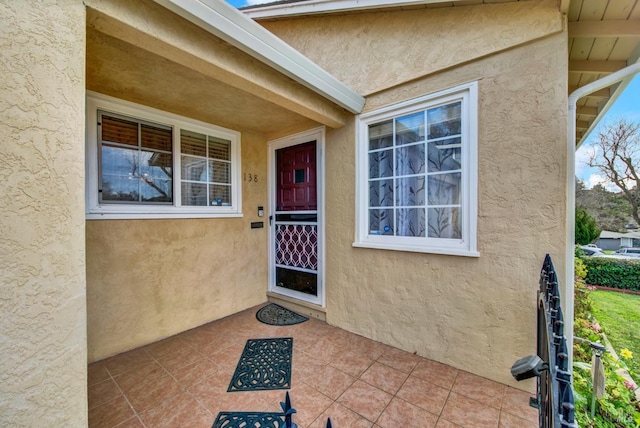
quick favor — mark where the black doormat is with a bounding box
[212,411,289,428]
[256,304,308,326]
[227,337,293,392]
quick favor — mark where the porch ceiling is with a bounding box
[85,0,353,136]
[86,28,318,135]
[567,0,640,146]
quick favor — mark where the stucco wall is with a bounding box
[266,2,567,387]
[86,131,269,361]
[0,1,87,426]
[260,0,563,96]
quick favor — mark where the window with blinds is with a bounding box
[87,93,241,219]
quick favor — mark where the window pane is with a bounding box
[181,182,207,206]
[397,208,426,237]
[369,149,393,179]
[141,123,172,151]
[181,130,206,156]
[428,207,461,239]
[396,176,425,206]
[395,144,425,175]
[369,179,393,207]
[427,138,461,172]
[181,156,207,182]
[428,173,461,205]
[369,120,393,150]
[210,185,231,206]
[209,160,230,184]
[369,209,394,235]
[396,112,424,145]
[101,144,140,201]
[209,137,231,161]
[101,115,138,146]
[427,102,461,138]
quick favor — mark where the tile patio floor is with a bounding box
[88,304,538,428]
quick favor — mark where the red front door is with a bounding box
[277,141,317,211]
[274,141,318,298]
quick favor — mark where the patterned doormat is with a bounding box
[212,411,290,428]
[256,304,308,326]
[228,337,293,392]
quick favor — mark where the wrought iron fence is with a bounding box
[511,254,578,428]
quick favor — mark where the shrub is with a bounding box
[581,257,640,291]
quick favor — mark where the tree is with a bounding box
[588,119,640,225]
[575,179,632,232]
[575,207,600,245]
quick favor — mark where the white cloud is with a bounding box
[586,173,606,189]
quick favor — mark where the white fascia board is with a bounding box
[243,0,467,19]
[153,0,365,114]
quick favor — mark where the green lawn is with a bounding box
[591,289,640,377]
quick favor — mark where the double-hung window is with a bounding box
[86,92,241,219]
[354,82,478,256]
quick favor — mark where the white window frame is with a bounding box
[354,82,479,257]
[85,92,242,219]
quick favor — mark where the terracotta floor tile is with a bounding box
[88,378,122,410]
[376,397,439,428]
[138,391,213,428]
[435,418,463,428]
[348,336,390,361]
[396,375,450,415]
[156,345,203,372]
[411,359,459,390]
[329,350,375,378]
[113,361,166,392]
[308,402,373,428]
[104,348,154,377]
[88,395,135,428]
[298,335,343,365]
[337,380,392,422]
[499,410,538,428]
[441,392,500,428]
[187,369,233,407]
[304,363,356,400]
[119,371,183,412]
[285,382,335,427]
[377,347,421,374]
[208,342,246,373]
[452,371,505,409]
[501,386,538,422]
[360,362,408,395]
[206,391,271,416]
[144,336,187,359]
[113,416,144,427]
[170,356,221,389]
[88,361,110,386]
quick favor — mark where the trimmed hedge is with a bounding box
[580,257,640,291]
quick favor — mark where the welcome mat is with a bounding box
[256,304,308,326]
[228,337,293,392]
[212,392,297,428]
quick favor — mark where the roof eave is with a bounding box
[243,0,478,19]
[152,0,365,114]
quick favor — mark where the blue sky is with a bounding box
[575,75,640,189]
[226,0,264,7]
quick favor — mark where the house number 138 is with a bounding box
[244,173,258,182]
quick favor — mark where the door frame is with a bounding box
[267,127,326,307]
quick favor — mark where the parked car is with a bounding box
[614,248,640,257]
[581,247,604,256]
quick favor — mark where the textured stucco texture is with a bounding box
[0,1,88,426]
[266,1,568,388]
[86,131,269,361]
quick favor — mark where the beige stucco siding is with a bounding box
[0,1,87,426]
[260,0,563,97]
[322,29,568,387]
[86,131,268,361]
